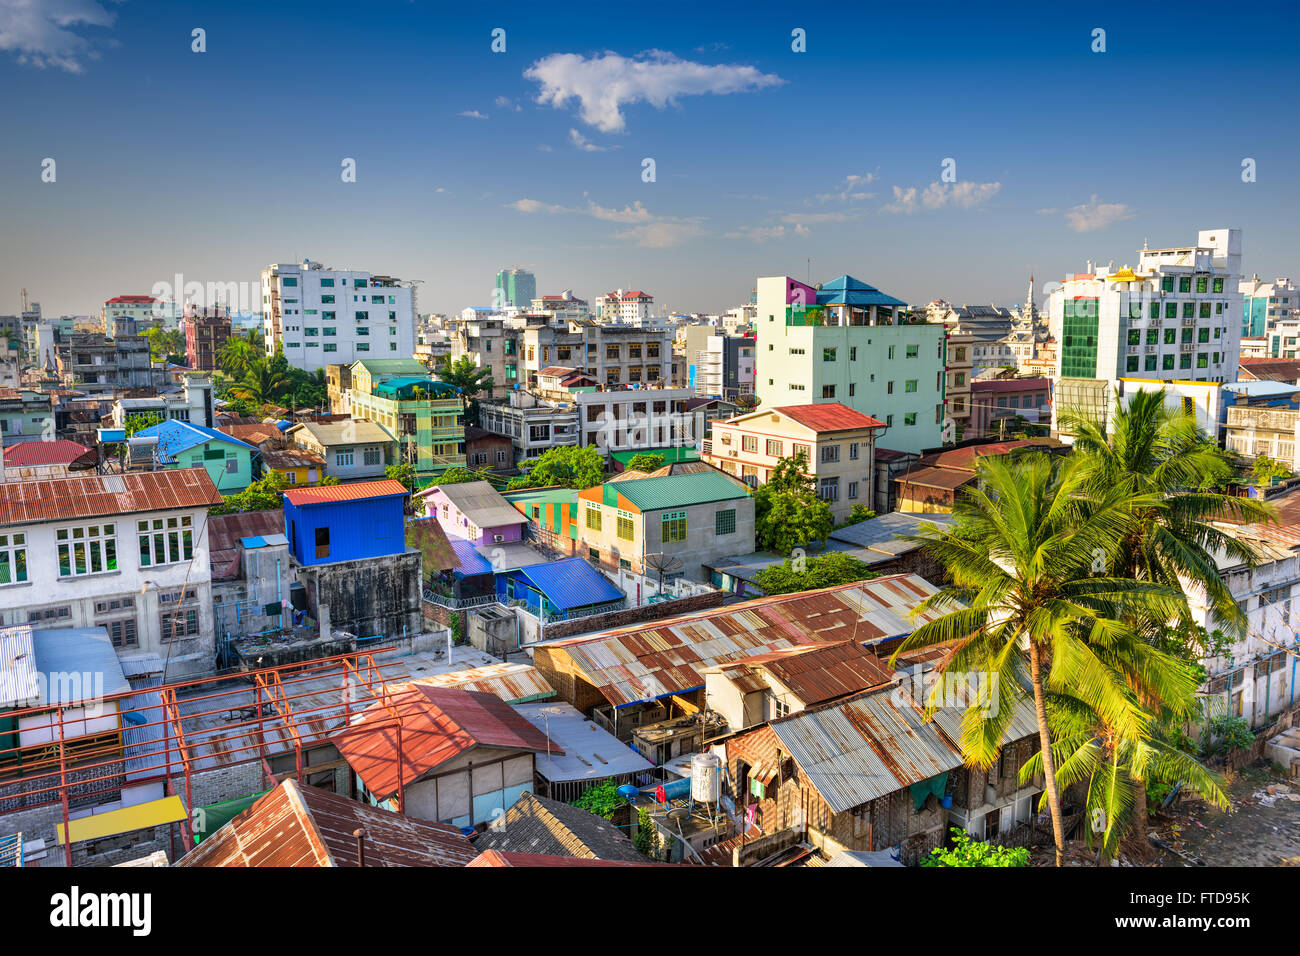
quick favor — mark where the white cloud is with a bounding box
[779,210,859,225]
[505,193,702,247]
[569,128,615,152]
[1064,195,1136,233]
[882,181,999,214]
[524,50,783,132]
[613,221,704,248]
[494,96,522,112]
[0,0,117,72]
[1036,207,1059,215]
[815,173,877,203]
[508,198,572,214]
[459,109,488,119]
[724,225,787,241]
[921,181,1000,209]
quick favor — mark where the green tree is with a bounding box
[921,828,1029,867]
[1060,390,1273,848]
[432,466,478,486]
[508,445,605,491]
[209,471,289,515]
[231,354,292,408]
[218,333,259,381]
[754,551,877,595]
[125,412,164,437]
[834,504,876,529]
[142,327,185,364]
[626,453,666,473]
[571,779,622,821]
[753,452,832,554]
[386,462,418,492]
[1251,454,1291,487]
[435,354,495,398]
[893,453,1189,867]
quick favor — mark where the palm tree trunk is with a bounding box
[1130,776,1149,852]
[1029,639,1067,866]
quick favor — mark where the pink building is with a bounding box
[417,480,527,546]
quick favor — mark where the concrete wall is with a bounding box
[297,550,422,639]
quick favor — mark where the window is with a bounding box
[336,450,354,467]
[105,618,138,649]
[1126,356,1139,372]
[715,509,736,536]
[741,435,758,453]
[849,383,856,396]
[887,381,894,394]
[904,412,917,426]
[847,481,859,499]
[792,443,811,462]
[823,347,837,362]
[616,510,635,541]
[57,524,117,577]
[1213,277,1224,293]
[818,477,839,501]
[905,379,918,393]
[324,343,337,352]
[137,516,194,568]
[364,447,382,466]
[0,533,27,584]
[905,345,919,358]
[159,588,200,641]
[661,511,687,543]
[282,277,298,287]
[314,527,330,560]
[765,439,782,456]
[821,385,836,398]
[321,295,335,304]
[1179,277,1191,293]
[849,442,859,460]
[1196,276,1208,293]
[821,444,840,463]
[584,503,602,531]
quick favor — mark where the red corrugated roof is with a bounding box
[467,850,667,867]
[282,479,407,506]
[0,468,223,526]
[1,439,93,467]
[773,403,886,433]
[333,686,561,799]
[105,295,161,304]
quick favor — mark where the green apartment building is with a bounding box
[348,375,466,480]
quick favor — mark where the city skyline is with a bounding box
[1,0,1297,317]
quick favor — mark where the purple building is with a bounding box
[417,480,528,546]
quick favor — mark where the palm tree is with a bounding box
[892,453,1188,866]
[230,358,290,408]
[435,355,494,399]
[1060,390,1274,846]
[218,334,258,380]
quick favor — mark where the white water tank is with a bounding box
[691,752,720,803]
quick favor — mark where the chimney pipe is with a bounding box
[353,828,366,867]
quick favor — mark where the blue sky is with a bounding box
[1,0,1297,317]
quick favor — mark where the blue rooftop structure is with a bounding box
[448,538,495,576]
[815,274,907,308]
[133,419,257,462]
[497,557,626,619]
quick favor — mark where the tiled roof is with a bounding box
[772,403,886,433]
[0,439,94,467]
[283,479,407,506]
[174,779,477,867]
[0,468,222,526]
[333,686,559,798]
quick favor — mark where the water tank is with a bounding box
[690,753,721,803]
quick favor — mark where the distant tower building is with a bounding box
[495,268,536,310]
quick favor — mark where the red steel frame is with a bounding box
[0,648,412,865]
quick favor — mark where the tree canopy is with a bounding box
[754,551,876,595]
[753,452,832,554]
[505,445,605,491]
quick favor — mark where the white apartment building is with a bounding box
[262,259,417,373]
[755,274,946,455]
[1050,228,1244,437]
[1241,275,1298,340]
[595,289,655,323]
[478,391,580,464]
[0,469,223,678]
[101,295,180,332]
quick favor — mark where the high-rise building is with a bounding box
[1049,228,1243,437]
[1240,275,1298,341]
[495,268,536,310]
[262,260,416,373]
[755,274,945,454]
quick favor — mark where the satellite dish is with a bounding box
[644,552,683,591]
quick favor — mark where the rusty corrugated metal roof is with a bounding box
[386,661,555,704]
[333,686,561,799]
[0,468,222,526]
[713,641,894,706]
[174,779,477,867]
[282,478,407,506]
[770,687,965,813]
[539,575,946,708]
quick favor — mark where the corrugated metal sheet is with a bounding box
[207,510,285,582]
[610,471,751,511]
[0,468,223,526]
[772,403,885,433]
[174,779,477,867]
[771,688,964,813]
[515,701,654,783]
[719,641,894,706]
[0,440,93,467]
[30,627,129,704]
[516,558,625,611]
[0,625,40,708]
[538,575,946,708]
[333,686,561,798]
[388,661,555,704]
[419,481,526,529]
[282,479,407,506]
